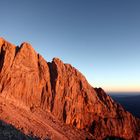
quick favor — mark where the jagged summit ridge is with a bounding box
[0,38,140,139]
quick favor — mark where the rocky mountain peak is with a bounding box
[20,42,36,54]
[0,38,140,139]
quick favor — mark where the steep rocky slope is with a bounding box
[0,37,140,139]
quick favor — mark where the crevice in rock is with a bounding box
[48,61,58,112]
[15,46,20,56]
[37,54,42,80]
[63,101,67,122]
[79,81,83,90]
[41,87,46,107]
[73,119,77,127]
[89,121,96,134]
[0,45,6,72]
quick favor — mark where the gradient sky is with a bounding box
[0,0,140,92]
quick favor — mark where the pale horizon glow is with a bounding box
[104,86,140,93]
[89,81,140,93]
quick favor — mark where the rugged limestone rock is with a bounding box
[0,39,52,110]
[0,37,140,139]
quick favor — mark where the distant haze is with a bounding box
[0,0,140,92]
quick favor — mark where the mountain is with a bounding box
[111,94,140,119]
[0,37,140,140]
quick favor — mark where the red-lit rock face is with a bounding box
[0,37,140,139]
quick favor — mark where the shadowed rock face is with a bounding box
[0,120,39,140]
[0,38,140,140]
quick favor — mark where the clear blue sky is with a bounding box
[0,0,140,92]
